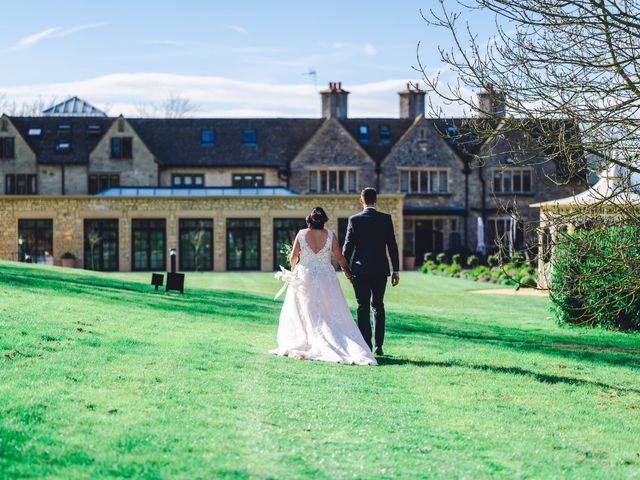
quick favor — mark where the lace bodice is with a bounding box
[298,229,334,273]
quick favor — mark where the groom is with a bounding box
[343,187,400,356]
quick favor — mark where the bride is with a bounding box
[270,207,377,366]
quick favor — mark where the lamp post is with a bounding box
[169,248,177,273]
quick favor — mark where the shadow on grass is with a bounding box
[4,262,640,375]
[0,264,278,325]
[389,315,640,371]
[377,356,640,394]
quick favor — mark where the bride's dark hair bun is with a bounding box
[306,207,328,229]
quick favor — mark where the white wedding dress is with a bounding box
[270,230,377,366]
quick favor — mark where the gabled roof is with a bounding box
[532,165,640,208]
[128,118,323,168]
[9,116,113,165]
[42,97,107,117]
[339,118,414,163]
[429,117,492,162]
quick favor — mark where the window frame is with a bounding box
[492,167,534,194]
[0,137,15,158]
[242,129,257,146]
[5,174,37,195]
[231,173,265,188]
[110,137,133,159]
[399,168,449,194]
[358,125,369,143]
[88,173,120,194]
[200,129,216,147]
[307,168,358,193]
[172,173,205,188]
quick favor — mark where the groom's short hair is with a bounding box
[361,187,377,205]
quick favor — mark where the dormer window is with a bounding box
[110,137,133,159]
[28,128,42,136]
[87,125,102,138]
[55,141,71,154]
[201,129,215,146]
[379,125,391,144]
[358,125,369,143]
[242,129,257,146]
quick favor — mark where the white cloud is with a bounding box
[15,27,62,49]
[362,43,377,57]
[55,22,108,38]
[0,73,469,117]
[10,23,107,50]
[228,25,248,34]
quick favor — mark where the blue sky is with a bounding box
[0,1,498,117]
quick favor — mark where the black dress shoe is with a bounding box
[374,346,384,356]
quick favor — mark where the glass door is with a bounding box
[84,219,119,271]
[132,219,166,271]
[179,219,213,271]
[227,219,260,270]
[273,218,306,270]
[18,219,53,264]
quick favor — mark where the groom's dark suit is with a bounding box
[342,206,400,351]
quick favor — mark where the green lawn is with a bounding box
[1,262,639,479]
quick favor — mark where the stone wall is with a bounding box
[289,118,377,193]
[0,118,37,194]
[88,117,158,188]
[0,194,404,272]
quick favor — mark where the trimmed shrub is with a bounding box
[511,251,526,266]
[445,263,462,277]
[550,226,640,330]
[487,254,499,267]
[466,255,479,268]
[451,253,461,265]
[436,253,448,265]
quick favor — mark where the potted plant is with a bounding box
[60,252,76,268]
[403,249,416,271]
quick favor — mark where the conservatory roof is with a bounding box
[97,187,299,197]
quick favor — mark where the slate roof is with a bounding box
[42,97,107,117]
[339,118,414,163]
[10,116,113,165]
[128,118,323,168]
[6,114,494,168]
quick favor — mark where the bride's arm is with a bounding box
[331,233,352,280]
[290,234,301,271]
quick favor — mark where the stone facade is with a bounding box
[0,194,404,272]
[0,117,37,194]
[0,85,587,268]
[88,117,158,190]
[289,118,377,193]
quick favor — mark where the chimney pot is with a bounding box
[320,81,349,118]
[399,82,426,119]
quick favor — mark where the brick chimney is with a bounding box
[321,82,349,119]
[477,83,506,117]
[399,83,425,119]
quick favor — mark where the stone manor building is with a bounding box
[0,85,583,272]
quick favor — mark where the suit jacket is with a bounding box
[342,207,400,276]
